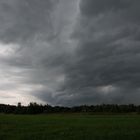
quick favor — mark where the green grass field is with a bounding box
[0,114,140,140]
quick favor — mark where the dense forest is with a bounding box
[0,103,140,114]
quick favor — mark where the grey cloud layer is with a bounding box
[0,0,140,105]
[0,0,58,43]
[60,0,140,105]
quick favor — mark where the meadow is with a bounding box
[0,114,140,140]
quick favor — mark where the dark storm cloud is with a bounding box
[1,0,140,105]
[80,0,130,16]
[53,0,140,105]
[75,0,140,87]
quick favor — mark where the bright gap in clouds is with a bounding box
[0,42,46,105]
[0,42,19,57]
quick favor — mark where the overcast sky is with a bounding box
[0,0,140,106]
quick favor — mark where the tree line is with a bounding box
[0,102,140,114]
